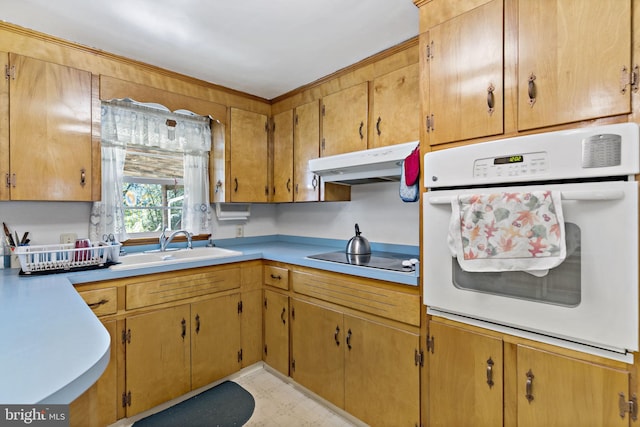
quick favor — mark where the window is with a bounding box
[90,99,215,242]
[122,146,185,233]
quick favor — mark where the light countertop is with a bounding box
[0,235,419,404]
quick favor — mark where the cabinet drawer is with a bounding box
[264,265,289,290]
[292,270,420,326]
[126,267,241,309]
[78,287,117,316]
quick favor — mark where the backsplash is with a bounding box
[0,182,418,246]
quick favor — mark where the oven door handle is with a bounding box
[428,190,625,205]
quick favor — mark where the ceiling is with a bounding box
[0,0,419,100]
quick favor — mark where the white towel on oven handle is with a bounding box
[447,190,566,277]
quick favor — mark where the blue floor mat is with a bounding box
[133,381,255,427]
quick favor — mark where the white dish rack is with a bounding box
[14,242,121,274]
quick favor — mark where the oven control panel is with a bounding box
[473,151,548,179]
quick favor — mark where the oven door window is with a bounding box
[452,223,581,307]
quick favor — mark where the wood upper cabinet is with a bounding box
[517,0,631,130]
[427,320,504,427]
[370,63,420,149]
[271,109,294,202]
[321,82,368,156]
[3,53,94,201]
[424,0,503,146]
[191,294,241,390]
[516,345,630,427]
[293,100,320,201]
[230,107,269,202]
[125,304,192,416]
[263,289,290,376]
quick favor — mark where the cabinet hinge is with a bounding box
[425,40,434,61]
[237,348,243,363]
[291,306,295,319]
[122,328,131,345]
[264,344,268,355]
[4,64,15,80]
[295,114,299,125]
[620,65,639,94]
[619,392,638,421]
[264,297,268,309]
[237,300,243,314]
[426,114,434,133]
[321,138,325,152]
[264,121,268,132]
[291,359,296,371]
[414,349,424,367]
[426,335,435,354]
[122,391,131,408]
[321,104,325,116]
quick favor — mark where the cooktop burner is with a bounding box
[307,251,418,272]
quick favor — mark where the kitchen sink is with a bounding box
[109,247,242,271]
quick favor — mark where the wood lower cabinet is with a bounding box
[125,304,192,415]
[427,318,635,427]
[69,320,119,427]
[516,345,630,427]
[263,289,290,376]
[427,320,503,427]
[290,298,345,408]
[343,314,420,426]
[291,297,420,427]
[191,294,242,390]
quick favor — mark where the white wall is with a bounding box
[0,182,419,247]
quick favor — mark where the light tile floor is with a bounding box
[111,364,367,427]
[236,366,364,427]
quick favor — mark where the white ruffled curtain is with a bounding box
[89,99,213,242]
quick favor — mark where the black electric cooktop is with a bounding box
[307,251,418,272]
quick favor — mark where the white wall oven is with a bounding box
[422,123,639,362]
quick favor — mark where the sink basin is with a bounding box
[110,247,242,271]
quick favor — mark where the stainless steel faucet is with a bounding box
[159,229,193,251]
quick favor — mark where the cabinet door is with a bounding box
[370,63,420,149]
[191,294,241,390]
[263,289,289,376]
[427,0,503,145]
[321,82,368,156]
[241,289,264,367]
[518,0,631,130]
[428,320,503,427]
[125,305,191,416]
[293,100,320,201]
[272,109,293,202]
[9,54,93,200]
[69,320,118,427]
[290,298,344,408]
[0,51,8,201]
[344,315,420,427]
[230,107,268,202]
[517,345,629,427]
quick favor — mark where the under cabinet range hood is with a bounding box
[309,141,418,185]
